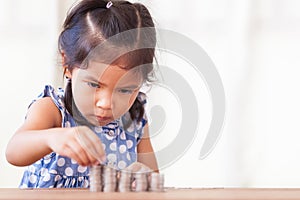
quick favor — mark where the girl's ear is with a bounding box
[64,67,72,79]
[61,52,72,79]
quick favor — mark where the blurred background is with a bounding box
[1,0,300,188]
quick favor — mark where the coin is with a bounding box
[132,172,149,192]
[102,166,118,192]
[118,170,132,192]
[89,165,164,193]
[89,165,102,192]
[149,172,164,192]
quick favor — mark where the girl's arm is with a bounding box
[5,97,105,167]
[137,123,159,172]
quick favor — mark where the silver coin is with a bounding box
[89,165,103,192]
[102,166,118,192]
[132,172,149,192]
[149,172,164,192]
[118,171,132,192]
[90,165,164,193]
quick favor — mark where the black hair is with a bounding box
[58,0,156,123]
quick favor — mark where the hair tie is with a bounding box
[106,1,113,9]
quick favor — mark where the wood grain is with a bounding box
[0,188,300,200]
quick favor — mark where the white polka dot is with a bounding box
[107,154,117,163]
[95,126,102,133]
[28,165,35,173]
[29,175,37,184]
[41,168,48,176]
[127,124,134,132]
[65,178,70,186]
[71,178,76,186]
[43,174,51,182]
[135,133,139,138]
[126,152,131,161]
[84,180,89,188]
[57,158,65,167]
[44,158,51,164]
[65,167,73,176]
[71,159,77,164]
[20,184,28,189]
[78,165,87,173]
[107,124,116,129]
[65,121,71,128]
[49,169,57,174]
[108,130,114,136]
[118,161,127,169]
[35,160,41,165]
[119,145,126,154]
[109,142,117,151]
[115,129,120,136]
[78,176,84,182]
[105,134,114,140]
[55,175,61,182]
[44,153,53,160]
[120,132,126,140]
[126,140,133,149]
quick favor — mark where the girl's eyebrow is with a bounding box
[116,84,141,89]
[84,75,99,82]
[84,75,106,85]
[84,74,141,89]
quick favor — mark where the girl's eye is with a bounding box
[118,89,134,94]
[87,82,100,88]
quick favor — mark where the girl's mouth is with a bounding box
[96,116,111,122]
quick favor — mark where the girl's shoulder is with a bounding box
[33,85,65,110]
[23,85,64,129]
[27,85,65,113]
[27,85,67,124]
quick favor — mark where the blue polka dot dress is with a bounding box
[19,85,147,188]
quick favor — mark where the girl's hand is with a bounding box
[48,126,106,166]
[124,162,153,173]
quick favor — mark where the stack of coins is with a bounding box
[102,166,118,192]
[89,165,165,193]
[133,172,149,192]
[89,165,102,192]
[149,172,164,192]
[118,171,132,192]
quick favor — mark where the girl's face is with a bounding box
[70,61,143,126]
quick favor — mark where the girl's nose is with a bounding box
[95,91,112,110]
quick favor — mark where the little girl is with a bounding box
[6,0,158,188]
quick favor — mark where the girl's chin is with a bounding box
[89,119,114,127]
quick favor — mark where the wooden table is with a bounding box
[0,188,300,200]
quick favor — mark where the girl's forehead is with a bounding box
[86,61,126,74]
[78,61,143,84]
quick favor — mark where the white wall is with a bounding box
[1,0,300,188]
[0,0,59,187]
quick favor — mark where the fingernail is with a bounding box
[100,155,106,163]
[93,161,100,166]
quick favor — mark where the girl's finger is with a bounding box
[63,146,85,166]
[85,130,106,162]
[75,127,105,163]
[68,139,91,166]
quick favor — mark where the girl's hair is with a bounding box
[58,0,156,123]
